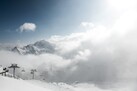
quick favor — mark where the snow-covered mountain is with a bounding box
[12,40,55,55]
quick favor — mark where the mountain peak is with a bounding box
[12,40,55,55]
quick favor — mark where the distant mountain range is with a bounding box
[12,40,55,55]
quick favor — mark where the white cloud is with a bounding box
[19,23,36,32]
[46,15,137,84]
[80,22,94,29]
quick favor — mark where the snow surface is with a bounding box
[0,76,136,91]
[27,80,137,91]
[0,76,51,91]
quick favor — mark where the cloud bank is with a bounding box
[19,23,36,32]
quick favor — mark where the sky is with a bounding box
[0,0,117,44]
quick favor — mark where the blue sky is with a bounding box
[0,0,125,44]
[0,0,109,43]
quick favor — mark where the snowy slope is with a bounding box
[27,80,132,91]
[0,76,135,91]
[0,76,52,91]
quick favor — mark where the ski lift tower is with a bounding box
[31,69,37,79]
[8,64,20,78]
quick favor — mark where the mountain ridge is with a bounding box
[12,40,55,55]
